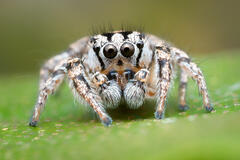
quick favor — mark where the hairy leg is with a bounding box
[39,50,71,89]
[179,69,189,111]
[30,49,76,126]
[67,58,112,126]
[154,46,173,119]
[172,48,214,112]
[29,66,66,126]
[39,36,89,89]
[30,58,113,127]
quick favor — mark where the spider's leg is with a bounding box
[154,46,173,119]
[124,69,149,109]
[172,48,214,112]
[29,65,67,127]
[92,72,121,109]
[39,36,89,89]
[67,58,112,126]
[179,69,189,111]
[39,50,71,90]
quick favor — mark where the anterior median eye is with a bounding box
[103,44,118,59]
[123,69,135,80]
[120,42,135,58]
[107,70,118,80]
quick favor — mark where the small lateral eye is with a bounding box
[120,42,135,58]
[103,44,118,59]
[137,41,144,49]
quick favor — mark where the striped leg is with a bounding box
[30,50,74,127]
[30,58,112,127]
[154,47,173,119]
[67,58,112,126]
[29,66,66,126]
[39,50,72,90]
[179,69,189,111]
[39,36,89,89]
[173,48,214,112]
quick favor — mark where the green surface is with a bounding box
[1,52,240,160]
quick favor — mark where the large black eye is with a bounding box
[103,44,118,59]
[120,42,135,58]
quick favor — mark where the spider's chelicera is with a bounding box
[29,30,214,127]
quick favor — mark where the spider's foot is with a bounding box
[179,105,189,112]
[29,121,38,127]
[154,111,165,120]
[101,115,112,127]
[205,105,214,112]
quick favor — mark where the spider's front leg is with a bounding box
[124,69,149,108]
[154,47,173,119]
[67,58,112,126]
[30,58,112,127]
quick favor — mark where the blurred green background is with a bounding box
[1,1,240,159]
[0,0,240,74]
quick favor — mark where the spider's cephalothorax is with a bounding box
[29,30,214,127]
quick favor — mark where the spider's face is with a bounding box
[90,31,145,70]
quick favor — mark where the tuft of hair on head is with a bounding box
[89,23,145,36]
[90,23,114,36]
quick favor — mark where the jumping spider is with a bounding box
[29,30,214,127]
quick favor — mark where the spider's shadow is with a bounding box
[107,100,156,121]
[78,97,179,122]
[108,98,179,121]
